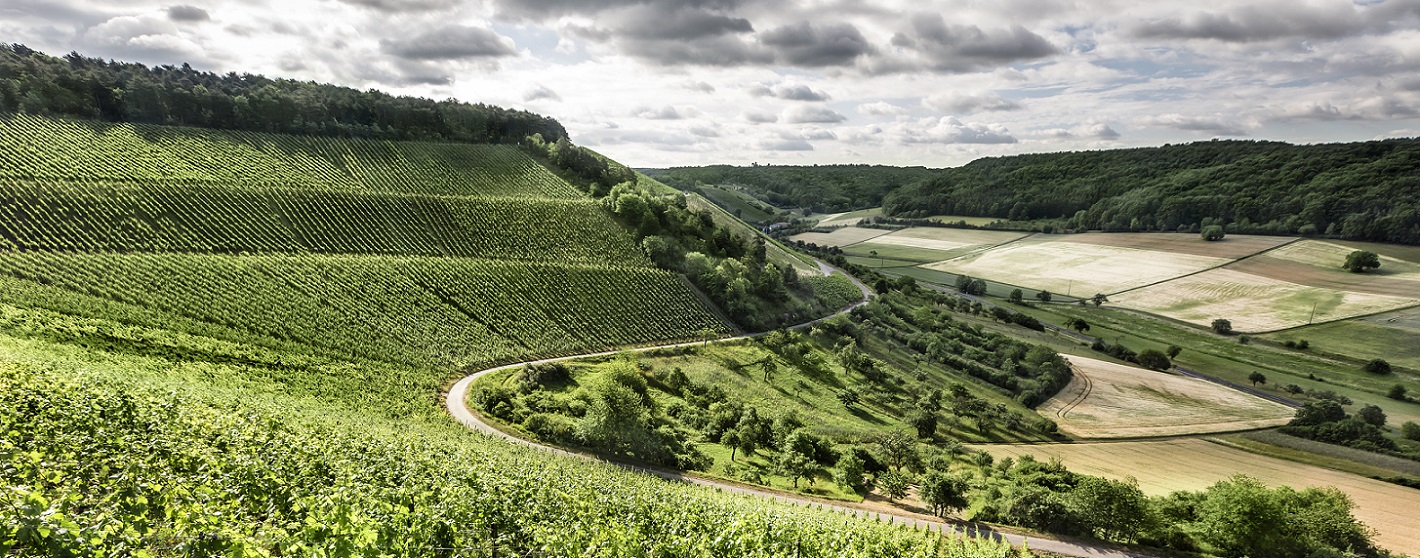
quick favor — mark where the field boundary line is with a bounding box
[1106,237,1302,297]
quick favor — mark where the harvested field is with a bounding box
[790,226,892,247]
[973,438,1420,556]
[815,208,881,227]
[1359,306,1420,332]
[1335,240,1420,264]
[1228,240,1420,298]
[922,238,1229,296]
[1056,232,1294,259]
[1113,268,1420,332]
[1039,355,1293,438]
[849,229,1028,262]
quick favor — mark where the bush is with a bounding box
[1211,319,1232,335]
[1201,225,1226,241]
[1402,421,1420,441]
[1137,349,1171,371]
[1363,359,1392,375]
[1388,384,1408,401]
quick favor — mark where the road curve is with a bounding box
[444,262,1153,558]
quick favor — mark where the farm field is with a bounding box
[1038,355,1293,438]
[1226,240,1420,298]
[1111,267,1420,332]
[923,236,1230,296]
[814,207,882,227]
[1054,232,1294,259]
[790,226,894,247]
[846,229,1028,263]
[973,438,1420,556]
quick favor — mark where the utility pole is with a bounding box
[1309,302,1317,325]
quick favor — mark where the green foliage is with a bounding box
[1248,371,1267,387]
[1201,225,1226,241]
[1136,349,1171,371]
[649,164,935,214]
[1356,404,1387,427]
[878,470,912,502]
[1344,250,1382,273]
[1363,358,1392,375]
[1403,421,1420,441]
[0,45,565,144]
[1283,401,1403,456]
[1211,318,1233,335]
[0,354,1021,557]
[884,138,1420,245]
[835,453,867,493]
[1190,476,1380,558]
[1389,384,1409,401]
[919,472,971,518]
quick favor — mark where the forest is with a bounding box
[885,139,1420,244]
[0,44,565,144]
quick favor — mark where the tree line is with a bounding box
[0,44,566,144]
[648,165,935,215]
[885,139,1420,245]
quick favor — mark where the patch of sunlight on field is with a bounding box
[1112,268,1420,332]
[972,438,1420,556]
[1039,355,1293,439]
[922,239,1229,296]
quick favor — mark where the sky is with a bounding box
[6,0,1420,168]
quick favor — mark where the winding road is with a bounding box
[444,262,1153,558]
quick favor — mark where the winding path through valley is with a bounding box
[444,262,1152,558]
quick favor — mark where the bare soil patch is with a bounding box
[1228,240,1420,298]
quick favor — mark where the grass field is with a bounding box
[1038,355,1293,438]
[1265,319,1420,371]
[699,185,780,223]
[790,226,894,247]
[1111,268,1420,332]
[923,237,1230,296]
[1228,240,1420,298]
[974,438,1420,556]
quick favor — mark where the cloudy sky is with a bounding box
[6,0,1420,167]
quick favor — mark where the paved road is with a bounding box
[444,262,1153,558]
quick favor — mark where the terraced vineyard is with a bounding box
[0,115,729,368]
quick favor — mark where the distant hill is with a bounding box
[887,139,1420,245]
[0,43,564,144]
[647,164,935,214]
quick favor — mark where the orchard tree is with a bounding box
[1248,371,1267,387]
[919,471,971,518]
[1008,289,1024,304]
[878,470,911,502]
[1166,345,1182,359]
[1343,250,1380,273]
[836,453,867,492]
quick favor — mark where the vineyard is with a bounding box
[0,325,1024,557]
[0,179,646,265]
[0,114,581,198]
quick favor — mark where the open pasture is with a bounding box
[1267,318,1420,371]
[973,438,1420,556]
[1227,240,1420,298]
[790,226,893,247]
[1056,232,1293,259]
[922,237,1229,296]
[1112,268,1420,332]
[1039,355,1293,439]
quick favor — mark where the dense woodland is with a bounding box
[885,140,1420,244]
[648,165,935,214]
[0,44,565,144]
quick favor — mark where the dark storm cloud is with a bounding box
[337,0,461,14]
[886,13,1057,73]
[524,84,561,102]
[624,7,752,40]
[759,21,875,67]
[748,83,830,101]
[567,4,765,66]
[380,25,516,60]
[166,5,210,22]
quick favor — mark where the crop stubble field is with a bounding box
[791,226,894,247]
[975,439,1420,556]
[1039,355,1293,438]
[923,236,1230,296]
